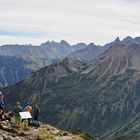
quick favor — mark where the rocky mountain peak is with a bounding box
[60,40,70,46]
[122,36,135,46]
[114,37,121,43]
[41,40,59,47]
[135,36,140,43]
[88,43,96,47]
[89,42,140,78]
[123,36,133,41]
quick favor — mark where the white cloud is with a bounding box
[0,0,140,45]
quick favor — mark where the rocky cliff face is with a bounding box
[0,55,54,87]
[68,36,140,63]
[68,43,107,63]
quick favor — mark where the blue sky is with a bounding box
[0,0,140,45]
[0,30,43,37]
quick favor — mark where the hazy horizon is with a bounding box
[0,0,139,45]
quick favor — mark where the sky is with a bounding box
[0,0,140,45]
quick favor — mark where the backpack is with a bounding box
[30,120,41,127]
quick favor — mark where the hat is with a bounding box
[16,102,20,105]
[0,91,3,96]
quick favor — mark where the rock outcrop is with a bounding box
[0,123,96,140]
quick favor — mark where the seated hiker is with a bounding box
[0,110,14,123]
[5,111,14,122]
[22,102,32,126]
[0,109,4,121]
[13,102,23,124]
[33,105,40,121]
[0,112,12,129]
[0,111,7,121]
[0,110,9,121]
[0,91,4,110]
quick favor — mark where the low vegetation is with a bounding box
[0,118,96,140]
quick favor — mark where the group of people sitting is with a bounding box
[0,91,40,127]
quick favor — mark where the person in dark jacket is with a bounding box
[13,102,23,124]
[33,105,40,121]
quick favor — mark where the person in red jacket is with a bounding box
[25,102,32,113]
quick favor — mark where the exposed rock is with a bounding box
[56,136,74,140]
[0,123,95,140]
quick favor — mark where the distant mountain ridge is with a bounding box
[1,36,139,61]
[0,40,87,87]
[0,36,140,88]
[68,43,106,62]
[0,40,87,59]
[0,39,106,87]
[3,37,140,139]
[68,36,140,62]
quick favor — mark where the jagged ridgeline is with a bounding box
[2,37,140,140]
[0,40,108,87]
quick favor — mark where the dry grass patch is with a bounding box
[39,126,55,140]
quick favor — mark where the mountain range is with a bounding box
[1,36,139,87]
[2,36,140,139]
[0,40,86,87]
[0,40,87,59]
[0,39,108,87]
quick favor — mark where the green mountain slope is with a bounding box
[0,55,54,87]
[3,44,140,139]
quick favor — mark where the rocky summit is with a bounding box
[0,122,96,140]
